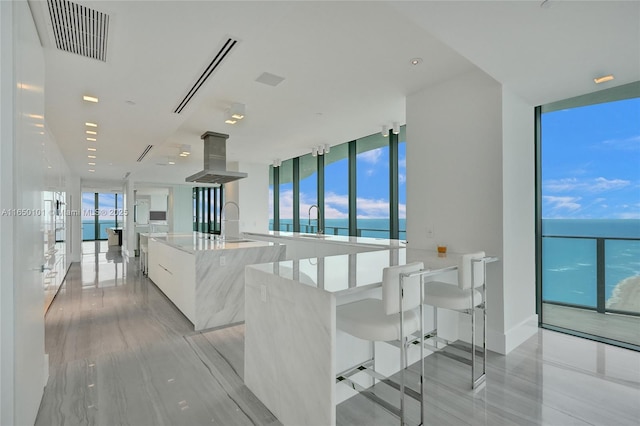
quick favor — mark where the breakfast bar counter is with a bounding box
[244,247,460,426]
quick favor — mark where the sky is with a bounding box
[541,97,640,220]
[270,141,407,222]
[81,192,122,221]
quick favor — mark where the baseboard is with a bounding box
[504,314,539,354]
[487,314,539,355]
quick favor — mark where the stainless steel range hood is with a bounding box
[185,131,248,184]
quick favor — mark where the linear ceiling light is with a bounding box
[88,162,96,166]
[179,144,191,156]
[87,137,97,141]
[83,95,99,103]
[87,147,97,151]
[224,111,238,124]
[86,130,97,135]
[594,74,614,84]
[230,103,245,120]
[85,122,98,127]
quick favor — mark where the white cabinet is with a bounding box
[148,239,195,322]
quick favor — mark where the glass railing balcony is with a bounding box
[542,235,640,316]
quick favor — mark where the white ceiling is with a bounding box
[29,0,639,188]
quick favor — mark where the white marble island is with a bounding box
[244,248,461,426]
[148,233,285,330]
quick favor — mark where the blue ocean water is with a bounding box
[542,219,640,308]
[82,220,117,240]
[272,218,406,240]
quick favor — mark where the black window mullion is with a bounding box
[273,166,280,231]
[348,141,357,236]
[535,106,543,322]
[389,132,399,239]
[317,154,325,234]
[293,157,300,232]
[94,192,99,240]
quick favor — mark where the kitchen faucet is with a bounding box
[308,204,323,235]
[220,201,240,240]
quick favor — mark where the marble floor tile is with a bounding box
[37,249,640,426]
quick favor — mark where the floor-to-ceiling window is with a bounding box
[537,82,640,350]
[270,126,407,239]
[279,159,294,231]
[398,126,407,240]
[356,132,390,237]
[82,192,123,241]
[192,187,223,234]
[299,153,318,233]
[324,142,350,235]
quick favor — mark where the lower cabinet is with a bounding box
[148,239,196,323]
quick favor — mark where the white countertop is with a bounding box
[149,232,281,254]
[243,231,406,248]
[246,247,461,295]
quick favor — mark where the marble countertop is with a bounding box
[243,231,406,248]
[149,232,280,254]
[246,247,461,295]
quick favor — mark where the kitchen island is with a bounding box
[148,233,285,330]
[244,247,462,426]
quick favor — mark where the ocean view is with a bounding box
[271,218,407,240]
[542,219,640,311]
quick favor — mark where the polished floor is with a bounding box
[36,243,640,425]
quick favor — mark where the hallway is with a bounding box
[36,243,278,426]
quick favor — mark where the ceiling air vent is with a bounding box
[47,0,109,62]
[137,145,153,162]
[173,38,239,114]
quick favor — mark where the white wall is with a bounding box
[406,68,536,354]
[123,179,136,257]
[0,2,16,423]
[501,89,538,352]
[0,1,55,423]
[226,161,270,234]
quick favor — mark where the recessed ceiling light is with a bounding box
[83,95,99,103]
[85,122,98,127]
[88,162,96,166]
[88,155,96,159]
[87,137,97,141]
[594,74,614,84]
[86,130,97,135]
[87,148,97,151]
[410,58,423,66]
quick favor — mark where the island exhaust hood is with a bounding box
[185,131,248,184]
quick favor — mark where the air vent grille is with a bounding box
[137,145,153,162]
[47,0,109,62]
[173,38,239,114]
